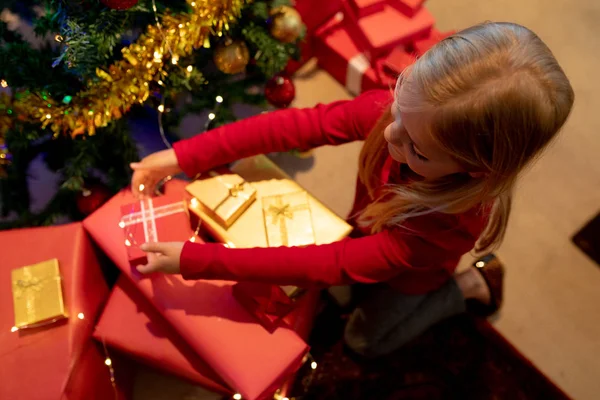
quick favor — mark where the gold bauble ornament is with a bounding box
[213,40,250,74]
[269,5,303,43]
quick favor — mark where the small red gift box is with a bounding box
[347,0,385,18]
[119,195,197,266]
[314,13,397,95]
[392,0,427,17]
[0,223,129,399]
[342,1,434,58]
[412,28,456,56]
[84,179,309,400]
[382,45,417,76]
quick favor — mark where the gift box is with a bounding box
[342,2,434,57]
[382,45,416,76]
[94,276,230,395]
[84,177,310,400]
[232,283,298,332]
[314,13,398,95]
[120,195,198,266]
[347,0,386,18]
[262,191,315,248]
[11,258,67,329]
[412,28,456,56]
[187,157,352,249]
[95,276,321,398]
[0,223,123,399]
[185,172,256,229]
[391,0,427,17]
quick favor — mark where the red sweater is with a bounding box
[173,90,488,295]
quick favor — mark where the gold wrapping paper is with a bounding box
[11,259,67,329]
[186,173,256,228]
[187,155,353,249]
[262,191,315,247]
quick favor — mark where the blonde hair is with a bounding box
[358,22,574,253]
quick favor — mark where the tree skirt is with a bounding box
[289,306,570,400]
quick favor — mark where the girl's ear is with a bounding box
[468,171,487,178]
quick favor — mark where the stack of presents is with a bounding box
[1,156,352,400]
[290,0,454,95]
[1,1,455,399]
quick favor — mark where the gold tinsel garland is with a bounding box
[0,0,247,138]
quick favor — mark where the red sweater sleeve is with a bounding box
[179,212,482,291]
[172,90,391,176]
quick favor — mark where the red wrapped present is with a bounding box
[120,195,197,266]
[391,0,427,17]
[342,1,434,57]
[347,0,385,18]
[412,28,456,56]
[84,179,309,400]
[95,276,321,397]
[94,276,230,395]
[382,45,416,76]
[0,223,129,399]
[314,13,397,95]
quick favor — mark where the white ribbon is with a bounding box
[120,199,186,243]
[346,53,370,96]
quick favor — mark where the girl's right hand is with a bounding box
[130,149,182,198]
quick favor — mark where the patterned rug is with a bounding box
[289,304,571,400]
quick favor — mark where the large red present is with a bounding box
[83,179,309,400]
[94,276,321,397]
[342,1,434,58]
[119,195,198,266]
[314,13,398,95]
[0,223,129,399]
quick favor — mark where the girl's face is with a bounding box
[383,103,465,180]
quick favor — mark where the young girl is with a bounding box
[131,22,574,357]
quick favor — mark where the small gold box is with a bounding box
[262,191,315,247]
[186,173,256,228]
[11,259,68,329]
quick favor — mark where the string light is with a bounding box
[105,358,112,366]
[186,65,193,72]
[125,239,131,247]
[232,394,242,400]
[1,79,8,88]
[11,326,18,332]
[171,56,179,65]
[190,198,199,207]
[45,114,51,119]
[77,312,85,319]
[208,112,216,120]
[118,221,125,228]
[55,34,64,42]
[158,104,165,113]
[139,184,145,192]
[311,361,317,370]
[476,261,485,268]
[191,1,196,6]
[158,80,164,86]
[216,95,224,103]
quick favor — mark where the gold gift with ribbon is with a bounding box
[11,259,68,329]
[262,191,315,247]
[186,172,257,228]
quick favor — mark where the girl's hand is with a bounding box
[130,149,182,198]
[137,242,184,275]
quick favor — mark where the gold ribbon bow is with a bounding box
[266,196,310,246]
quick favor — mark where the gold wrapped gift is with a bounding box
[186,172,257,228]
[262,191,315,247]
[187,155,353,249]
[11,259,68,329]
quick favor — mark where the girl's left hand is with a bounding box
[137,242,184,275]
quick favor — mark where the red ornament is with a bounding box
[76,183,112,215]
[264,75,295,108]
[100,0,139,10]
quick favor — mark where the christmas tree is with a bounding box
[0,0,304,228]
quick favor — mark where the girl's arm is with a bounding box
[179,215,480,294]
[173,90,390,177]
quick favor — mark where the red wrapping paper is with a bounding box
[314,13,397,95]
[0,223,122,400]
[94,276,230,395]
[95,277,321,397]
[342,2,434,57]
[232,283,296,332]
[347,0,385,18]
[83,179,309,400]
[391,0,427,17]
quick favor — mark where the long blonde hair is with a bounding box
[358,22,574,253]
